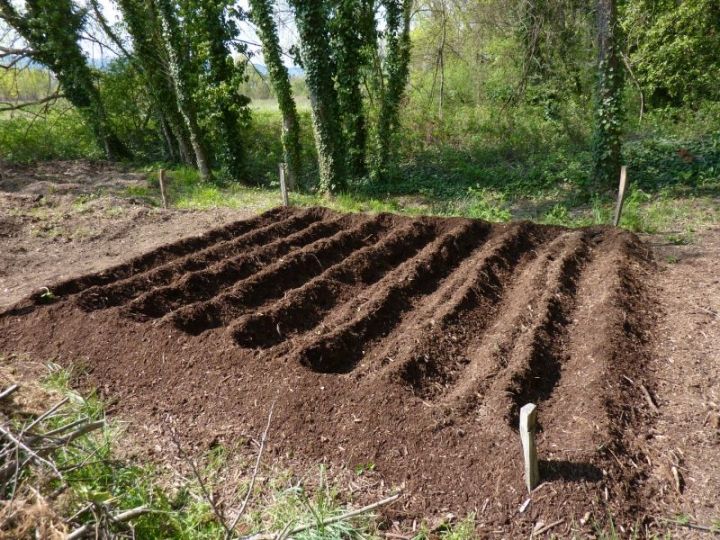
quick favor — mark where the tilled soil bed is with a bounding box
[0,206,659,535]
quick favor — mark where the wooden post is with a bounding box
[520,403,539,493]
[158,169,168,209]
[612,165,627,227]
[279,163,289,206]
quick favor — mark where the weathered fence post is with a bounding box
[158,169,168,209]
[520,403,539,493]
[613,165,628,226]
[279,162,289,207]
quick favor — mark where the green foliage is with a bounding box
[330,0,374,179]
[623,0,720,107]
[369,0,412,182]
[0,67,58,101]
[0,0,130,159]
[0,108,101,163]
[100,59,166,160]
[289,0,347,193]
[249,0,304,185]
[182,0,252,182]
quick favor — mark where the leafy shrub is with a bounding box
[0,108,101,163]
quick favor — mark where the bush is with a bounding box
[0,107,101,163]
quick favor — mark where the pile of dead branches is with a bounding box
[0,384,147,539]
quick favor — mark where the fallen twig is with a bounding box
[692,304,720,320]
[172,435,234,538]
[226,400,276,539]
[24,397,70,433]
[35,416,91,439]
[622,375,659,413]
[0,423,63,480]
[533,518,564,536]
[659,517,720,535]
[66,505,150,539]
[241,492,403,540]
[54,420,105,445]
[639,383,660,413]
[0,384,19,400]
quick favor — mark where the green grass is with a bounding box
[134,160,718,238]
[2,90,718,239]
[118,99,719,236]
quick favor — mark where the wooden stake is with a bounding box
[520,403,539,493]
[279,162,289,206]
[158,168,168,209]
[613,165,627,227]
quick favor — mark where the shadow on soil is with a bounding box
[539,459,603,483]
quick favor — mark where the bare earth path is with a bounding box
[0,161,250,308]
[644,229,720,537]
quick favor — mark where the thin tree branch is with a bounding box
[226,399,276,539]
[0,92,64,112]
[241,492,403,540]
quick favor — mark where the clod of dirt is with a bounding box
[0,206,656,536]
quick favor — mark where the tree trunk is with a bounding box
[156,0,212,181]
[195,2,250,183]
[592,0,623,187]
[289,0,346,193]
[116,0,193,166]
[334,0,373,179]
[370,0,412,182]
[0,0,132,161]
[249,0,303,186]
[159,115,178,162]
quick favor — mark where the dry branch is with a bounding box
[660,517,720,535]
[533,518,565,536]
[0,391,104,486]
[0,423,63,480]
[66,505,150,539]
[639,383,659,413]
[241,492,403,540]
[0,384,19,400]
[226,399,276,539]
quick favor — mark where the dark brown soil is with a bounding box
[0,205,659,536]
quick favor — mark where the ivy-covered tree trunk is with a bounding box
[592,0,623,187]
[289,0,346,193]
[117,0,193,166]
[190,0,250,183]
[333,0,373,179]
[156,0,212,181]
[0,0,131,160]
[371,0,412,182]
[249,0,303,187]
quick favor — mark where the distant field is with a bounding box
[249,96,311,111]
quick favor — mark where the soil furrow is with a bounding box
[293,219,490,373]
[36,207,289,301]
[0,205,657,532]
[382,222,553,397]
[440,230,590,415]
[122,215,348,319]
[499,231,593,427]
[169,214,395,335]
[537,230,651,505]
[229,219,438,348]
[76,209,325,310]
